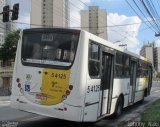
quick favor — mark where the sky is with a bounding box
[10,0,160,54]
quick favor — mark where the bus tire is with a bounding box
[144,88,148,97]
[139,92,144,104]
[113,96,123,118]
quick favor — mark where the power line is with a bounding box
[126,0,160,37]
[10,0,146,41]
[149,0,160,25]
[125,0,156,33]
[8,21,139,42]
[141,0,160,31]
[134,0,159,31]
[11,18,160,29]
[1,0,155,43]
[0,1,158,33]
[31,0,150,43]
[77,0,142,44]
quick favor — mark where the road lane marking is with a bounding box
[22,116,46,121]
[154,90,160,93]
[0,101,10,103]
[0,101,10,104]
[0,103,10,107]
[0,101,10,107]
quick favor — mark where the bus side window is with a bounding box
[88,41,100,78]
[115,53,130,78]
[137,60,148,78]
[123,55,130,77]
[115,52,123,78]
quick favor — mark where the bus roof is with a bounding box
[22,28,151,64]
[23,28,81,34]
[81,29,151,64]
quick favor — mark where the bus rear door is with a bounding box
[129,60,137,104]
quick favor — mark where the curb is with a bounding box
[118,97,160,127]
[0,96,10,101]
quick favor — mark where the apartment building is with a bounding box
[0,0,16,91]
[154,47,160,73]
[81,6,108,40]
[0,60,14,89]
[140,43,160,73]
[31,0,70,28]
[140,43,154,66]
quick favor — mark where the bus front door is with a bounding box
[100,52,114,116]
[129,60,137,104]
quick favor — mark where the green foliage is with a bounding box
[141,99,160,121]
[0,30,20,62]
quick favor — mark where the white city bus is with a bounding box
[11,28,152,122]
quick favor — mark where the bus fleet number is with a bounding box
[51,73,66,79]
[87,85,100,93]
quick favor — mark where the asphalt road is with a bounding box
[0,81,160,127]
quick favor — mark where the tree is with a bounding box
[0,30,20,63]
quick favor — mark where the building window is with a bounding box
[115,52,130,78]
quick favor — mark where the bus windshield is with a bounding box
[22,30,80,67]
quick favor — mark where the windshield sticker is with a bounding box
[25,84,30,92]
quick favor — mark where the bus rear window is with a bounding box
[22,31,79,67]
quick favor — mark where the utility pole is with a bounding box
[0,3,19,22]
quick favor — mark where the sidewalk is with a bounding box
[0,96,10,101]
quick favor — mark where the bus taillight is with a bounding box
[66,90,70,95]
[69,85,73,90]
[18,83,21,88]
[16,78,20,83]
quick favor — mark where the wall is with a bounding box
[0,60,14,88]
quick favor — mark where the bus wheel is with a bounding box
[144,88,148,97]
[139,97,144,104]
[139,90,145,104]
[113,96,123,118]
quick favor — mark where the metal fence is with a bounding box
[0,87,11,96]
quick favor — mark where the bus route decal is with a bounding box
[40,68,71,105]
